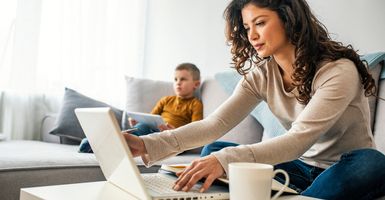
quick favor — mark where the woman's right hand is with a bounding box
[122,133,147,157]
[174,155,225,193]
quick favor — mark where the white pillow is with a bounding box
[124,76,174,113]
[124,76,203,154]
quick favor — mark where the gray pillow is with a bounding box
[50,88,124,145]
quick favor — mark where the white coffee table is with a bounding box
[20,181,321,200]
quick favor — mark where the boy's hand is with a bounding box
[128,117,138,127]
[158,123,175,131]
[122,133,147,157]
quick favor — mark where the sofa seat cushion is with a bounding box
[0,140,199,200]
[0,140,99,170]
[0,140,199,170]
[0,140,103,200]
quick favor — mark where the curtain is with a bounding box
[0,0,147,140]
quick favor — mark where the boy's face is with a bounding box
[173,69,200,99]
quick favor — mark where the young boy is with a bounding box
[130,63,203,136]
[78,63,203,153]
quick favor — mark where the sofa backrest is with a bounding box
[125,76,175,113]
[200,78,263,144]
[124,76,201,113]
[123,75,264,145]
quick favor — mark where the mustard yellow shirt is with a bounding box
[151,96,203,128]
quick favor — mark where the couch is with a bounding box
[1,53,384,200]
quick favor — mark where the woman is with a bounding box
[124,0,385,199]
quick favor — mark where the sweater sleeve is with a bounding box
[140,77,263,166]
[212,59,362,174]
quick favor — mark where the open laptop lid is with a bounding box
[75,107,151,200]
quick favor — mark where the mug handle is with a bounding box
[271,169,290,200]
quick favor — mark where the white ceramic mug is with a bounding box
[229,162,290,200]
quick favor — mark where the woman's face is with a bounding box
[241,3,291,58]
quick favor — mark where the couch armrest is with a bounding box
[40,114,60,143]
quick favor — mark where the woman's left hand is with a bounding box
[173,155,224,193]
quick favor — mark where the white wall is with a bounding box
[307,0,385,54]
[143,0,385,80]
[143,0,231,81]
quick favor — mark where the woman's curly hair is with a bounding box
[224,0,376,104]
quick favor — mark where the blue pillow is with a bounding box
[361,52,385,80]
[214,71,287,139]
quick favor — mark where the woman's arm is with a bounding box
[213,59,362,174]
[140,77,263,166]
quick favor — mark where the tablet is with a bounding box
[126,111,165,130]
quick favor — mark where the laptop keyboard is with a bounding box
[143,174,201,194]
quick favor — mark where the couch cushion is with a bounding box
[213,71,285,141]
[125,76,175,113]
[200,78,263,144]
[0,140,99,170]
[124,76,202,113]
[124,76,203,154]
[0,140,188,200]
[49,88,124,144]
[0,140,197,170]
[361,52,385,80]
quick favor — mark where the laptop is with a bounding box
[75,107,229,200]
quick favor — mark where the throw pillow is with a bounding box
[214,70,287,140]
[125,76,174,113]
[124,76,203,153]
[124,76,201,114]
[50,88,124,145]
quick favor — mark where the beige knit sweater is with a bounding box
[141,58,375,175]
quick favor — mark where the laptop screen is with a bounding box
[75,107,151,200]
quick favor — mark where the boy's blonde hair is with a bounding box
[175,63,200,81]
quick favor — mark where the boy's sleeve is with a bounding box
[191,99,203,121]
[151,97,166,115]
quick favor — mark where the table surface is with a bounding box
[20,181,320,200]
